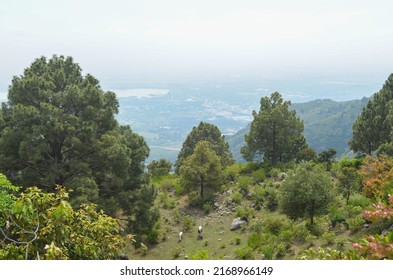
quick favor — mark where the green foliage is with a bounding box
[189,249,209,260]
[280,162,335,225]
[350,74,393,154]
[297,247,347,260]
[264,184,279,211]
[158,192,176,209]
[262,216,292,235]
[337,166,362,203]
[0,174,19,224]
[252,169,266,184]
[234,237,242,245]
[235,206,254,221]
[247,232,265,250]
[291,222,312,243]
[235,246,255,260]
[241,92,307,165]
[158,178,175,192]
[225,164,241,182]
[228,98,368,162]
[339,157,364,169]
[175,121,234,173]
[252,184,265,210]
[0,185,124,260]
[231,191,243,204]
[172,208,182,223]
[296,147,317,162]
[347,215,365,233]
[238,175,252,189]
[0,56,157,240]
[147,159,173,178]
[240,162,261,175]
[126,184,160,245]
[180,141,224,198]
[321,231,337,245]
[347,194,371,208]
[171,247,183,259]
[182,215,195,231]
[318,148,337,171]
[202,202,213,214]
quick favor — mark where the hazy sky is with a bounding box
[1,0,393,95]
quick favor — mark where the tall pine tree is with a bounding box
[241,92,307,165]
[350,74,393,154]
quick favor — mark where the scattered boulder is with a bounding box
[239,188,251,199]
[230,217,247,231]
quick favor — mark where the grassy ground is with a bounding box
[126,180,361,260]
[127,191,252,260]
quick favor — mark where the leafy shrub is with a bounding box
[321,231,336,245]
[348,194,371,208]
[328,205,346,227]
[203,202,213,214]
[292,222,312,243]
[263,216,291,235]
[182,215,195,231]
[260,244,276,260]
[188,192,203,207]
[173,182,185,196]
[225,164,241,181]
[240,162,259,175]
[171,247,183,259]
[231,191,243,204]
[306,222,325,237]
[236,206,254,220]
[269,168,281,179]
[234,237,241,245]
[235,246,255,260]
[247,232,265,249]
[251,219,264,234]
[252,169,266,184]
[158,192,175,209]
[172,209,182,223]
[190,249,209,260]
[297,247,345,260]
[252,184,265,210]
[274,242,288,259]
[264,185,279,211]
[279,230,293,243]
[238,176,252,190]
[347,215,365,232]
[159,178,175,191]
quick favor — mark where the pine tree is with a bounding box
[180,141,224,198]
[241,92,307,165]
[349,73,393,154]
[175,121,233,173]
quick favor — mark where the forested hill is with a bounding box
[227,97,369,162]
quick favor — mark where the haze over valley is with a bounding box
[115,78,377,162]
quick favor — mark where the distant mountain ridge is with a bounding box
[226,97,369,162]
